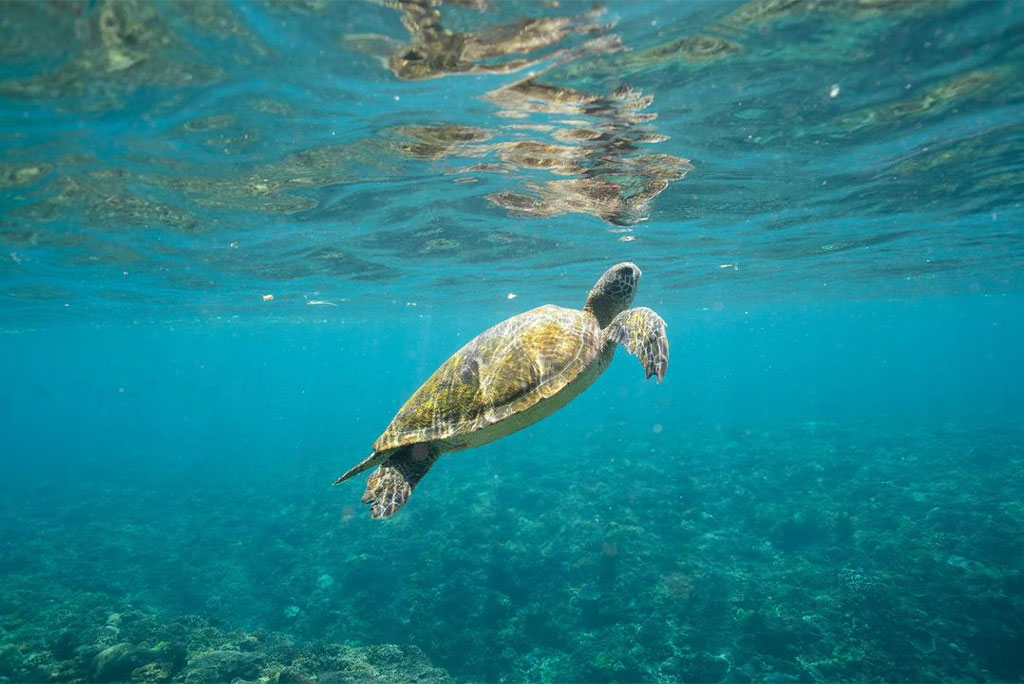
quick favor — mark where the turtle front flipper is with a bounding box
[361,444,440,519]
[605,306,669,383]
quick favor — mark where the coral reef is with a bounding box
[0,601,450,683]
[1,420,1021,682]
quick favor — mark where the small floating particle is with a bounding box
[307,300,338,307]
[230,241,239,248]
[829,84,840,98]
[718,263,733,269]
[406,301,417,307]
[262,294,274,301]
[618,235,636,242]
[507,293,517,300]
[9,252,22,264]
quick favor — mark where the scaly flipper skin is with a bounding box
[605,307,669,383]
[361,444,439,519]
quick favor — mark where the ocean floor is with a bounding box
[1,419,1022,682]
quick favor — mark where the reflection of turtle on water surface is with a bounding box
[335,263,669,519]
[484,79,694,225]
[344,0,608,80]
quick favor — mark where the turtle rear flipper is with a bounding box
[362,444,439,519]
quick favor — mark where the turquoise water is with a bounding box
[2,1,1024,682]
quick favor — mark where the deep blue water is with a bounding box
[2,1,1024,682]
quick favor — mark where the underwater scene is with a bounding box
[2,0,1024,682]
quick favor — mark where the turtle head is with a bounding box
[584,262,641,328]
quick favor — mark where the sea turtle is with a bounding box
[334,262,668,519]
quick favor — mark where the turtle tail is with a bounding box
[361,443,439,519]
[332,452,387,486]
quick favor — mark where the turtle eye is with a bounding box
[403,50,423,62]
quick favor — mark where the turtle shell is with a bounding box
[373,305,604,453]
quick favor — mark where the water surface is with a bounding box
[1,1,1023,682]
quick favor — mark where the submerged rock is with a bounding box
[51,631,79,661]
[273,664,315,684]
[131,661,174,683]
[92,642,145,682]
[185,649,262,683]
[0,644,23,678]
